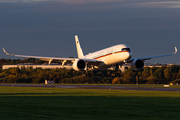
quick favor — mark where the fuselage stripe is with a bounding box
[94,51,131,59]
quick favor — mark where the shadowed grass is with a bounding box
[0,87,180,120]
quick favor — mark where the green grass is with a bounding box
[0,87,180,120]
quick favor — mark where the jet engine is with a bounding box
[72,59,86,71]
[131,59,144,71]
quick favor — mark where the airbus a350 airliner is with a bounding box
[3,35,177,72]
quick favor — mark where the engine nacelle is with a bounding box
[131,59,144,71]
[72,59,86,71]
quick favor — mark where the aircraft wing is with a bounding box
[2,48,101,65]
[128,47,177,62]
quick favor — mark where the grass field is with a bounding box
[0,86,180,120]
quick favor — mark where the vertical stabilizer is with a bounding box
[75,35,84,58]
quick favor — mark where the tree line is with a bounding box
[0,58,180,84]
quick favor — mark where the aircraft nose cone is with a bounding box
[125,52,132,60]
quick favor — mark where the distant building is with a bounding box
[2,63,179,72]
[2,64,72,70]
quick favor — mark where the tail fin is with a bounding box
[75,35,84,58]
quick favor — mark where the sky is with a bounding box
[0,0,180,64]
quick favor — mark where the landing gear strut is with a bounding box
[84,65,92,77]
[114,64,121,77]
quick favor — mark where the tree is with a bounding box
[112,77,121,84]
[141,67,150,79]
[146,76,157,84]
[123,69,135,80]
[169,65,179,80]
[164,67,171,81]
[153,67,164,79]
[176,70,180,79]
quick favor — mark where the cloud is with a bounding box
[48,0,180,9]
[52,0,122,4]
[134,1,180,8]
[0,0,49,3]
[0,0,124,5]
[1,0,180,8]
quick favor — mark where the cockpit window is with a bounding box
[121,48,131,51]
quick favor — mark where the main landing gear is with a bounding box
[113,64,121,77]
[84,67,92,77]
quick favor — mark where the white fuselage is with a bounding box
[83,44,132,66]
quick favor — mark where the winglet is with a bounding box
[2,48,14,56]
[174,47,177,55]
[75,35,84,58]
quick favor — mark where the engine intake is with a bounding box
[72,59,86,71]
[131,59,144,71]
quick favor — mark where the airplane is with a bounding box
[2,35,177,73]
